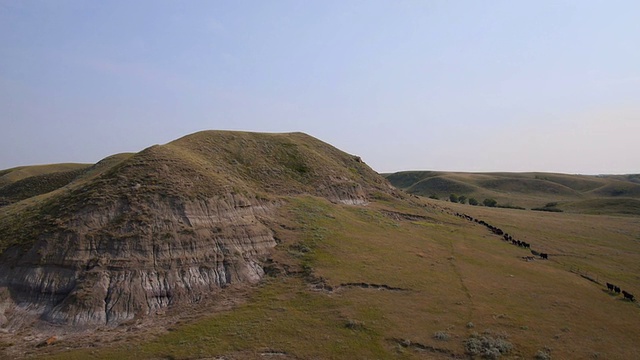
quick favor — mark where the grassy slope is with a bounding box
[0,163,91,188]
[38,196,640,360]
[0,167,89,206]
[0,153,133,253]
[385,171,640,214]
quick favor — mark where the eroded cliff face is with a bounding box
[0,192,276,328]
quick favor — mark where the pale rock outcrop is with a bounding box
[0,192,276,328]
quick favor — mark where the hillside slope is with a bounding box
[17,194,640,360]
[385,171,640,214]
[0,164,92,207]
[0,131,397,329]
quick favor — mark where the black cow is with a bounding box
[615,286,621,294]
[606,283,614,291]
[540,253,548,260]
[622,291,635,301]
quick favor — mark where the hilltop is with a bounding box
[385,171,640,215]
[0,131,398,330]
[0,132,639,359]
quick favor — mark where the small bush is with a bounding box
[429,194,439,200]
[468,198,479,206]
[532,202,563,212]
[496,204,525,210]
[466,321,475,328]
[433,331,450,341]
[535,350,551,360]
[464,332,513,359]
[345,319,365,330]
[449,194,459,203]
[483,198,497,207]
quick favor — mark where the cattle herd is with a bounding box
[453,212,634,303]
[454,212,546,259]
[606,282,635,302]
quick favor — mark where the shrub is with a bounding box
[458,195,467,204]
[468,198,479,206]
[345,319,365,330]
[483,198,497,207]
[531,207,563,213]
[532,202,562,212]
[449,194,459,203]
[429,194,439,200]
[464,332,513,359]
[433,331,450,341]
[535,350,551,360]
[496,204,525,210]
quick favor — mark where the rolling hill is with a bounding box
[0,131,396,329]
[1,132,639,359]
[385,171,640,215]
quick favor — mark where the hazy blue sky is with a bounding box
[1,1,639,174]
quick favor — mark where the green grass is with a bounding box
[0,163,90,188]
[562,198,640,215]
[48,277,390,360]
[0,167,88,206]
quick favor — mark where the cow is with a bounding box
[540,253,548,260]
[622,291,635,301]
[615,286,621,294]
[606,283,614,291]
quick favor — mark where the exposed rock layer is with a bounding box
[0,193,276,327]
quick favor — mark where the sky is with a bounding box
[1,1,639,174]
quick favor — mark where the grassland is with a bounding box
[385,171,640,215]
[2,132,639,359]
[30,195,640,359]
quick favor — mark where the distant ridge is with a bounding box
[385,171,640,215]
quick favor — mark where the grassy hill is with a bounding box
[0,132,391,254]
[0,163,90,188]
[1,133,640,359]
[0,163,92,206]
[385,171,640,215]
